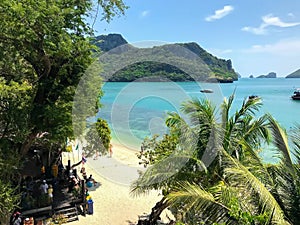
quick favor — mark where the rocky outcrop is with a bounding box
[257,72,277,78]
[92,33,129,52]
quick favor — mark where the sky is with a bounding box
[92,0,300,77]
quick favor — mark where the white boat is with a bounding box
[291,88,300,100]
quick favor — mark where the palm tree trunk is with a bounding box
[138,197,169,225]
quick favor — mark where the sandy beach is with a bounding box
[63,141,172,225]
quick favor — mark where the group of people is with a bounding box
[67,171,80,193]
[80,166,98,188]
[20,177,54,211]
[39,180,53,203]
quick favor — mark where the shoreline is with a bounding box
[63,139,172,225]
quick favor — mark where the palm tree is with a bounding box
[166,115,300,225]
[132,94,279,224]
[265,116,300,224]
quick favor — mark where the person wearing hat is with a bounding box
[39,180,48,195]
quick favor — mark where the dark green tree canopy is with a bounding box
[0,0,127,221]
[0,0,127,156]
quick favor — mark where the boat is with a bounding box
[200,89,213,93]
[291,89,300,100]
[248,95,258,100]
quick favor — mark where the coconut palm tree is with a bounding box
[132,94,278,224]
[165,115,300,225]
[265,116,300,224]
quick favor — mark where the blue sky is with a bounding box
[93,0,300,77]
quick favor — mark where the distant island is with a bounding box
[247,69,300,79]
[93,34,238,83]
[286,69,300,78]
[249,72,277,78]
[257,72,277,78]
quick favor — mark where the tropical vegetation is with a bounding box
[0,0,126,222]
[84,118,112,157]
[132,94,300,225]
[93,34,238,82]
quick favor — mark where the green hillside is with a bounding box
[94,34,238,82]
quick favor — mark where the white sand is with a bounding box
[64,142,172,225]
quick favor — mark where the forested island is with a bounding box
[93,34,238,82]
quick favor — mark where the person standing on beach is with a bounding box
[40,180,48,195]
[93,151,99,160]
[109,144,113,157]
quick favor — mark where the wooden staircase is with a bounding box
[54,206,79,223]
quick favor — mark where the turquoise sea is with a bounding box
[94,78,300,162]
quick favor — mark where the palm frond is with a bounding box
[243,114,271,146]
[291,124,300,164]
[131,125,200,196]
[222,150,290,225]
[166,182,238,224]
[165,111,184,129]
[181,98,216,127]
[221,92,235,129]
[267,114,294,174]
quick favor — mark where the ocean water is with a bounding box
[94,78,300,162]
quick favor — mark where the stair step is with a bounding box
[54,206,78,222]
[56,207,76,213]
[63,212,77,217]
[67,217,79,222]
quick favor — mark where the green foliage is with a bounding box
[109,61,194,82]
[95,118,112,151]
[83,118,111,157]
[137,134,178,167]
[133,95,300,225]
[96,40,238,82]
[72,60,104,137]
[0,78,33,145]
[0,0,127,156]
[0,0,127,219]
[0,180,20,223]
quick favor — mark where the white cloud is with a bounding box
[242,26,266,35]
[205,5,234,22]
[140,10,150,18]
[262,14,300,27]
[288,12,295,18]
[242,14,300,35]
[244,39,300,55]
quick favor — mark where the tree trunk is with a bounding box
[138,197,169,225]
[20,132,37,156]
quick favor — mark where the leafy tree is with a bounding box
[0,180,21,223]
[0,0,127,157]
[95,118,112,151]
[0,0,127,221]
[83,118,111,157]
[138,133,178,167]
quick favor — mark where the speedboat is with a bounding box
[291,89,300,100]
[200,89,213,93]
